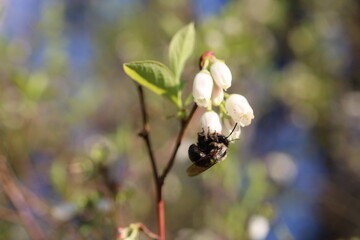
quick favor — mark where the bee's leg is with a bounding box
[197,132,207,148]
[208,141,219,149]
[207,142,228,162]
[213,133,219,142]
[210,146,228,162]
[208,132,218,142]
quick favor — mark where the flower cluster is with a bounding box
[193,52,254,140]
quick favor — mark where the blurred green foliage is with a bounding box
[0,0,359,239]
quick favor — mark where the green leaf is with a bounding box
[169,22,195,82]
[184,93,194,107]
[123,60,180,106]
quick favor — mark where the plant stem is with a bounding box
[136,85,198,240]
[157,194,165,240]
[137,85,163,240]
[138,222,160,239]
[160,103,197,181]
[137,85,159,188]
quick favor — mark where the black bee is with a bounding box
[187,129,232,177]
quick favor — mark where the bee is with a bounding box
[187,124,237,177]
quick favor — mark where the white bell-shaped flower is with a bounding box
[192,70,213,107]
[223,118,241,140]
[211,84,224,106]
[210,60,232,90]
[225,94,254,127]
[201,111,222,134]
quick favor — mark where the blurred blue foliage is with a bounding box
[252,102,326,239]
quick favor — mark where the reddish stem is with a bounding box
[137,85,164,239]
[136,85,198,240]
[157,198,165,240]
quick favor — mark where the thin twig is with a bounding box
[136,85,164,240]
[138,222,160,239]
[20,185,55,223]
[0,206,18,223]
[0,156,46,240]
[137,85,160,186]
[160,103,197,182]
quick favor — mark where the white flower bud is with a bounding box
[223,118,241,140]
[211,84,224,106]
[210,60,232,90]
[192,70,213,107]
[248,215,270,240]
[201,111,222,134]
[225,94,254,127]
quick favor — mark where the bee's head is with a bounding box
[217,134,230,146]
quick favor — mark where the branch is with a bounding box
[135,84,197,240]
[137,85,160,185]
[160,103,198,182]
[138,222,160,239]
[0,156,46,240]
[0,206,18,223]
[136,85,164,240]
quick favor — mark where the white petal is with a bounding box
[192,71,213,107]
[225,94,254,127]
[201,111,222,134]
[210,61,232,90]
[223,118,241,140]
[211,84,224,106]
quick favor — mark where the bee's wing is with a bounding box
[186,155,217,177]
[187,163,214,176]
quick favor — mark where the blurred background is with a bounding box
[0,0,359,239]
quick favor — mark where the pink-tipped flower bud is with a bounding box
[211,84,224,106]
[192,70,213,107]
[210,60,232,90]
[225,94,254,127]
[199,51,215,69]
[201,111,222,134]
